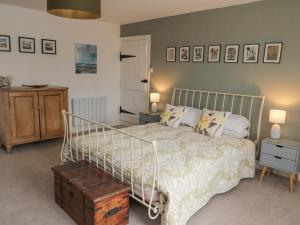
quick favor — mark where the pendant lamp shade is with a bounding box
[47,0,101,19]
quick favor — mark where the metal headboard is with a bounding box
[171,87,265,145]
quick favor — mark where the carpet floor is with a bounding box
[0,139,299,225]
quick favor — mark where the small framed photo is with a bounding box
[166,47,176,62]
[179,46,190,62]
[243,44,259,63]
[208,45,221,62]
[192,46,205,62]
[263,42,282,63]
[19,37,35,53]
[224,44,239,63]
[0,35,11,52]
[42,39,56,55]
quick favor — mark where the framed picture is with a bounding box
[179,46,190,62]
[0,35,11,52]
[42,39,56,55]
[224,44,239,63]
[75,43,97,74]
[192,46,205,62]
[263,42,282,63]
[19,37,35,53]
[166,47,176,62]
[243,44,259,63]
[208,45,221,62]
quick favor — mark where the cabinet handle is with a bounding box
[274,156,282,159]
[275,145,283,148]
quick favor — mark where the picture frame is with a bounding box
[224,44,239,63]
[243,44,259,63]
[19,37,35,53]
[179,46,190,62]
[263,42,283,64]
[75,43,97,74]
[166,47,176,62]
[192,46,205,62]
[42,39,56,55]
[208,45,221,63]
[0,35,11,52]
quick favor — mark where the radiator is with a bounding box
[71,96,106,124]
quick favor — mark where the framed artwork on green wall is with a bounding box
[192,46,205,62]
[243,44,259,63]
[224,44,239,63]
[179,46,190,62]
[166,47,176,62]
[208,45,221,63]
[263,42,282,64]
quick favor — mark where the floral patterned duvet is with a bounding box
[69,123,255,225]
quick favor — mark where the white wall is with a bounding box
[0,4,121,125]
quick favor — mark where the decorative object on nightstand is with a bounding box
[150,93,160,113]
[139,112,161,125]
[259,138,300,192]
[269,109,286,140]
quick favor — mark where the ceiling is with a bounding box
[0,0,262,24]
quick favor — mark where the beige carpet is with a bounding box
[0,139,299,225]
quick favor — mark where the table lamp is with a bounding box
[269,109,286,140]
[150,93,160,113]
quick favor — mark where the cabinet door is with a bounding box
[39,90,67,139]
[9,92,40,144]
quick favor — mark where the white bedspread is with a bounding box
[70,123,255,225]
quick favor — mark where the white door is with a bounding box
[120,35,151,125]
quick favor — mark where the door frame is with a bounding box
[120,35,151,113]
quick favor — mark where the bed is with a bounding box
[60,87,265,225]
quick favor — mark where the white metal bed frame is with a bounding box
[60,87,265,224]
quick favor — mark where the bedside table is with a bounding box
[259,138,300,192]
[139,112,161,125]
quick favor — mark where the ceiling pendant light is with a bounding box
[47,0,101,19]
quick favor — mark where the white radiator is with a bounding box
[71,96,106,124]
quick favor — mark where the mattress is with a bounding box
[69,123,255,225]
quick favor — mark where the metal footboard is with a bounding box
[60,110,165,220]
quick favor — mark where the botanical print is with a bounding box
[0,35,10,52]
[243,44,259,63]
[42,39,56,54]
[193,46,204,62]
[225,45,239,63]
[75,43,97,74]
[19,37,35,53]
[195,110,231,137]
[179,46,190,62]
[208,45,221,62]
[166,47,176,62]
[263,42,282,63]
[160,105,188,128]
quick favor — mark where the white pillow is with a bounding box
[181,107,203,127]
[224,114,250,134]
[223,129,249,138]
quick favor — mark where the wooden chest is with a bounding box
[52,160,130,225]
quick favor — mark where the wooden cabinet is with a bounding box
[0,86,68,153]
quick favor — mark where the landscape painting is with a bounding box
[75,43,97,74]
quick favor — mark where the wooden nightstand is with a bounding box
[139,112,161,125]
[259,138,300,192]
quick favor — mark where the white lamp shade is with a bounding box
[269,109,286,124]
[150,93,160,103]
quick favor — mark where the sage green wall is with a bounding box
[121,0,300,141]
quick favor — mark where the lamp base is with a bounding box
[271,124,281,140]
[151,103,158,113]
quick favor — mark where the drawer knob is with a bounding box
[275,145,283,148]
[274,156,282,159]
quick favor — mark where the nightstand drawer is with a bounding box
[261,153,295,172]
[262,142,297,161]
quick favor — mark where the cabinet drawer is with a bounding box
[262,142,297,161]
[261,153,295,172]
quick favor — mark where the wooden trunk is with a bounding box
[52,161,130,225]
[0,86,68,153]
